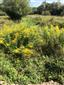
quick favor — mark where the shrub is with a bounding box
[0,51,18,83]
[42,10,51,15]
[0,22,64,84]
[0,23,64,57]
[2,0,30,20]
[61,10,64,16]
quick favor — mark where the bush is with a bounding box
[0,23,64,57]
[0,50,64,84]
[42,11,51,15]
[0,21,64,84]
[2,0,30,20]
[0,51,18,83]
[61,10,64,16]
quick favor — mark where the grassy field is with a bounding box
[26,15,64,27]
[0,15,64,85]
[0,15,13,28]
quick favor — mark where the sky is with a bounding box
[0,0,3,3]
[30,0,64,7]
[0,0,64,7]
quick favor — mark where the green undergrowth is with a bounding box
[0,51,64,85]
[0,16,64,84]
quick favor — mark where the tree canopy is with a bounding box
[31,1,64,16]
[2,0,30,20]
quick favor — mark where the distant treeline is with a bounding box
[32,2,64,16]
[0,1,64,20]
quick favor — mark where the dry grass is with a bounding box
[28,81,61,85]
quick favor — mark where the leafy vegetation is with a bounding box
[23,15,64,28]
[0,0,64,85]
[0,0,30,20]
[32,1,64,16]
[0,17,64,84]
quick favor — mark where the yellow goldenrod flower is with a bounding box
[55,26,60,37]
[0,38,4,44]
[22,48,33,57]
[13,48,21,53]
[27,43,33,49]
[12,38,17,44]
[6,43,10,47]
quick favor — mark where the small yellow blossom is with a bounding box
[28,43,33,49]
[22,48,33,57]
[15,32,19,38]
[12,38,17,44]
[0,38,4,44]
[55,26,60,37]
[23,28,30,38]
[13,48,21,53]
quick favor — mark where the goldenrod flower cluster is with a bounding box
[0,23,64,57]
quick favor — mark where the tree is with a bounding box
[2,0,30,20]
[37,1,62,16]
[37,2,51,14]
[50,2,61,15]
